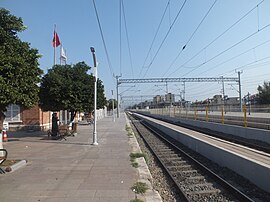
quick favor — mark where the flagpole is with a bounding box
[54,24,56,66]
[60,44,62,65]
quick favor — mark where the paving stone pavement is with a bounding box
[0,114,139,202]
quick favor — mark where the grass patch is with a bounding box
[126,124,134,138]
[125,124,132,132]
[131,162,139,168]
[131,182,148,194]
[130,199,144,202]
[130,152,148,164]
[130,152,146,159]
[0,159,20,167]
[130,152,148,168]
[127,131,133,138]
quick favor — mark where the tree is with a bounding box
[39,62,106,121]
[257,81,270,104]
[107,99,117,111]
[0,9,42,131]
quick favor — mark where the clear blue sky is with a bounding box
[2,0,270,107]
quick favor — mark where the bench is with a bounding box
[0,149,8,174]
[0,149,7,164]
[58,125,69,140]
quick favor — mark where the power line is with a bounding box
[168,0,265,76]
[139,0,171,77]
[92,0,114,78]
[221,55,270,77]
[181,21,270,77]
[185,39,270,92]
[142,0,188,78]
[119,0,122,74]
[197,38,270,76]
[162,0,218,77]
[121,0,134,78]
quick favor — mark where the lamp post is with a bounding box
[112,90,115,122]
[91,47,98,145]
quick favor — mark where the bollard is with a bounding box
[194,108,197,120]
[205,106,209,122]
[243,104,247,127]
[2,130,7,142]
[221,107,224,124]
[0,130,3,156]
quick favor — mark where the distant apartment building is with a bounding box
[165,93,175,104]
[153,95,164,104]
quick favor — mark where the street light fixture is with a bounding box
[91,47,98,145]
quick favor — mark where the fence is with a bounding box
[136,104,270,130]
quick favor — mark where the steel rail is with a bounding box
[143,112,270,154]
[129,116,190,202]
[129,113,254,202]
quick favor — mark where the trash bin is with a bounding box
[72,122,78,133]
[52,113,59,136]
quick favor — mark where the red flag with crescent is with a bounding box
[52,31,60,47]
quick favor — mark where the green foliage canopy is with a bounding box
[257,81,270,104]
[107,99,117,111]
[0,8,42,129]
[39,62,106,119]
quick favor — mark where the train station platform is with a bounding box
[0,114,140,202]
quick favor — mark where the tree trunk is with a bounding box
[0,110,5,132]
[70,111,77,122]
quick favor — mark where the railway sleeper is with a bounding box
[162,159,187,166]
[170,169,199,177]
[158,154,179,158]
[181,170,198,175]
[185,176,206,184]
[186,189,221,196]
[184,182,216,191]
[166,165,192,171]
[156,148,173,152]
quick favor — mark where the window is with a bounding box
[4,104,21,122]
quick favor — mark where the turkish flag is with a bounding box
[52,31,60,47]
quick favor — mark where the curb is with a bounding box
[5,160,27,173]
[125,113,163,202]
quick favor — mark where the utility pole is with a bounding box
[114,74,122,118]
[182,81,186,107]
[112,90,115,122]
[247,92,251,115]
[221,76,225,112]
[237,71,243,112]
[91,47,98,145]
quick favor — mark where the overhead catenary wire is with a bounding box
[196,38,270,76]
[121,0,134,78]
[185,39,270,93]
[162,0,218,77]
[139,0,171,77]
[168,0,265,77]
[142,0,188,78]
[92,0,114,78]
[181,21,270,77]
[220,55,270,77]
[119,0,122,75]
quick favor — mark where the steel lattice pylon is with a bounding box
[118,77,238,84]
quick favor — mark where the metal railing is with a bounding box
[136,104,270,130]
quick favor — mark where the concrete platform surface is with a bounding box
[0,115,138,202]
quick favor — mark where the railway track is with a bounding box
[140,112,270,154]
[128,113,254,202]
